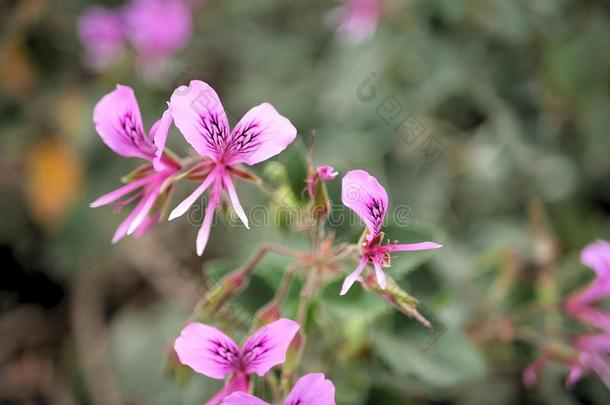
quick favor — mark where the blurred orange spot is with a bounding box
[0,37,37,97]
[25,138,83,229]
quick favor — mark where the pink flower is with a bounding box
[566,240,610,333]
[122,0,192,70]
[306,165,338,200]
[327,0,381,43]
[90,85,180,243]
[566,334,610,388]
[340,170,442,295]
[317,165,338,181]
[174,318,300,405]
[168,80,297,255]
[78,6,125,70]
[221,372,335,405]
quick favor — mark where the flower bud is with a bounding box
[255,302,282,325]
[196,269,250,317]
[365,273,431,329]
[317,165,338,181]
[307,165,337,220]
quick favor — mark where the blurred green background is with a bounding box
[1,0,609,404]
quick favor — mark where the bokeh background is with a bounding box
[1,0,610,404]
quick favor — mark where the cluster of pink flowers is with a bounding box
[523,240,610,389]
[565,241,610,387]
[91,81,442,295]
[91,78,444,403]
[78,0,192,73]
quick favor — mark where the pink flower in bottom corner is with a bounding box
[90,85,180,243]
[167,80,297,255]
[327,0,381,43]
[340,170,442,295]
[565,240,610,333]
[221,373,335,405]
[174,318,300,405]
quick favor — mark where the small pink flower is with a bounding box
[317,165,338,181]
[168,80,297,255]
[90,85,179,242]
[221,372,335,405]
[566,240,610,333]
[174,319,300,405]
[327,0,381,43]
[566,334,610,388]
[307,165,338,200]
[78,6,125,70]
[122,0,192,71]
[340,170,442,295]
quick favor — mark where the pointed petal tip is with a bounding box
[167,209,181,221]
[126,222,138,236]
[339,280,351,296]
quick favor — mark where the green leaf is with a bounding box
[373,329,486,389]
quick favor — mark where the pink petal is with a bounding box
[150,108,173,171]
[579,334,610,351]
[111,206,140,244]
[587,353,610,388]
[340,257,368,296]
[341,170,388,237]
[221,392,269,405]
[110,191,156,244]
[241,318,300,376]
[223,173,249,229]
[126,187,160,235]
[574,307,610,333]
[382,242,443,252]
[372,259,387,289]
[581,240,610,278]
[568,277,610,308]
[168,169,217,220]
[205,372,249,405]
[566,364,584,387]
[224,103,297,166]
[522,357,547,388]
[169,80,230,161]
[133,213,160,237]
[573,335,610,388]
[196,182,222,256]
[174,322,240,379]
[89,176,151,208]
[93,85,156,160]
[284,373,336,405]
